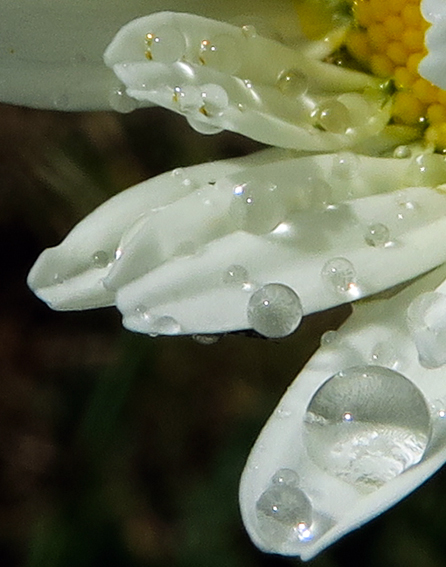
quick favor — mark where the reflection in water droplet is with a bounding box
[199,35,241,73]
[304,366,431,490]
[407,291,446,368]
[150,316,181,335]
[145,27,186,63]
[364,223,390,247]
[92,250,110,268]
[229,181,284,234]
[222,264,249,286]
[247,284,303,338]
[321,258,356,294]
[276,69,308,97]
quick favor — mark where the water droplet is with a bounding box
[304,177,333,209]
[364,223,390,247]
[407,291,446,368]
[315,100,351,134]
[175,85,202,113]
[304,366,431,491]
[256,483,313,544]
[271,469,299,487]
[276,69,308,97]
[393,145,411,159]
[135,304,151,321]
[109,85,137,113]
[321,258,357,294]
[370,342,398,369]
[187,117,224,135]
[405,153,446,187]
[199,35,241,73]
[247,283,303,338]
[331,152,360,180]
[91,250,110,268]
[200,84,229,117]
[320,330,338,346]
[150,316,181,335]
[241,24,257,39]
[275,407,293,419]
[192,334,220,345]
[222,264,249,286]
[145,27,186,63]
[430,399,446,420]
[229,181,284,234]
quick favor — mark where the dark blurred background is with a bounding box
[1,102,446,567]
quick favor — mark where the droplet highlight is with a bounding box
[321,258,357,294]
[364,223,390,247]
[145,27,186,63]
[304,366,431,491]
[247,284,303,338]
[229,181,284,234]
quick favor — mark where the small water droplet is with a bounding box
[304,365,431,491]
[430,399,446,420]
[145,27,186,63]
[199,35,241,73]
[200,84,229,117]
[135,304,151,321]
[407,291,446,368]
[192,334,220,345]
[315,100,351,134]
[370,342,398,369]
[109,85,137,113]
[256,483,313,545]
[393,145,411,159]
[271,469,299,487]
[321,257,357,294]
[405,153,446,187]
[150,316,181,335]
[247,283,303,338]
[229,181,284,234]
[241,24,257,39]
[276,69,308,97]
[331,152,360,180]
[364,223,390,247]
[275,407,293,419]
[222,264,249,286]
[320,330,338,346]
[91,250,110,268]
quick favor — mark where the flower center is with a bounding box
[346,0,446,151]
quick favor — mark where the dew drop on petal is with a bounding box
[222,264,249,285]
[393,145,411,159]
[320,330,338,347]
[247,284,303,338]
[405,153,446,187]
[364,223,390,247]
[192,334,220,345]
[145,27,186,63]
[229,181,284,234]
[331,152,360,180]
[109,86,138,113]
[187,117,224,135]
[304,366,431,491]
[241,24,257,39]
[256,483,313,545]
[276,69,309,97]
[200,84,229,117]
[407,291,446,368]
[315,100,351,134]
[271,468,299,487]
[150,316,181,336]
[91,250,110,268]
[321,258,357,294]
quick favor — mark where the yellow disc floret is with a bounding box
[347,0,446,151]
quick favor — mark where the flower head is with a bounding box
[7,0,446,560]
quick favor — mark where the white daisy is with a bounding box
[5,0,446,560]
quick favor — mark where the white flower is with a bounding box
[6,0,446,560]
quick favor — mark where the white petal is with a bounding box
[105,12,390,151]
[1,0,300,110]
[28,149,446,334]
[419,0,446,89]
[240,262,446,560]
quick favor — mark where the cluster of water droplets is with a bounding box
[304,366,431,491]
[256,468,313,547]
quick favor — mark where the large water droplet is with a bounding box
[229,181,284,234]
[407,291,446,368]
[247,284,303,338]
[304,366,431,491]
[199,35,241,73]
[145,27,186,63]
[364,223,390,247]
[321,258,357,294]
